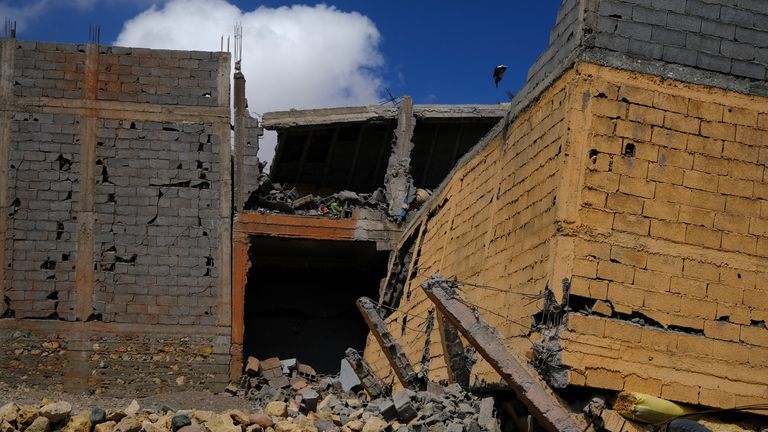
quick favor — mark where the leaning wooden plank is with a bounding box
[356,297,425,391]
[421,277,584,432]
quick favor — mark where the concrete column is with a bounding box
[233,71,247,212]
[385,96,416,220]
[0,38,15,317]
[74,44,99,321]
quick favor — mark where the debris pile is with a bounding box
[223,355,501,432]
[244,174,388,217]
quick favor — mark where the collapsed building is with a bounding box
[0,0,768,429]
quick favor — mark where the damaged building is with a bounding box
[1,0,768,429]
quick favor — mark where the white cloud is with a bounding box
[0,0,48,31]
[114,0,384,164]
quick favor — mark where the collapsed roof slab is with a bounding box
[262,104,509,130]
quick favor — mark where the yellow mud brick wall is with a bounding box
[364,70,581,387]
[564,62,768,408]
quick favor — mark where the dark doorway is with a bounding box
[244,236,388,373]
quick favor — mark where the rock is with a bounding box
[91,408,107,426]
[0,403,18,423]
[264,402,287,418]
[591,300,613,317]
[478,397,497,431]
[124,401,140,418]
[313,420,335,432]
[224,410,250,426]
[171,415,191,431]
[300,390,319,413]
[0,420,14,432]
[176,426,203,432]
[245,426,263,432]
[39,402,72,425]
[63,411,91,432]
[392,390,417,422]
[345,420,363,432]
[273,421,297,432]
[249,415,274,428]
[190,411,214,424]
[205,414,239,432]
[95,421,117,432]
[361,418,386,432]
[26,416,50,432]
[141,420,165,432]
[16,405,39,428]
[105,410,127,423]
[114,416,141,432]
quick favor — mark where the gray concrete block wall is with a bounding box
[526,0,582,92]
[5,112,79,319]
[93,119,221,325]
[97,46,221,106]
[12,41,86,99]
[592,0,768,80]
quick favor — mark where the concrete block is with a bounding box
[616,20,653,41]
[629,39,664,59]
[697,52,733,73]
[736,26,768,47]
[701,19,736,39]
[596,33,630,52]
[633,6,667,25]
[651,27,686,46]
[392,389,417,422]
[732,60,765,79]
[687,33,721,54]
[720,40,756,60]
[686,0,721,19]
[599,0,634,18]
[720,6,754,27]
[651,0,686,13]
[663,46,698,66]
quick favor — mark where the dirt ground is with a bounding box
[0,381,261,414]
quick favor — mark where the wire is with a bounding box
[453,295,532,333]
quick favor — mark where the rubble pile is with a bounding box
[244,174,388,217]
[223,356,500,432]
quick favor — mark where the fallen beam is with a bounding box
[420,277,583,432]
[356,297,425,391]
[344,348,391,399]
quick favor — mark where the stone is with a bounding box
[95,421,117,432]
[300,389,319,413]
[445,422,463,432]
[26,416,50,432]
[371,400,396,423]
[345,420,363,432]
[105,410,127,423]
[63,412,92,432]
[141,420,164,432]
[264,402,287,418]
[273,421,297,432]
[171,415,191,431]
[190,411,214,424]
[478,398,498,431]
[225,410,250,426]
[0,420,14,432]
[245,426,263,432]
[0,404,18,424]
[205,415,239,432]
[176,426,203,432]
[313,420,334,432]
[16,405,39,427]
[124,401,140,418]
[223,384,240,395]
[91,408,107,425]
[249,415,273,428]
[592,300,614,317]
[40,402,72,425]
[361,418,386,432]
[114,417,141,432]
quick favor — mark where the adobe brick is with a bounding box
[618,85,655,106]
[619,175,656,198]
[611,246,647,268]
[699,388,737,409]
[573,259,598,278]
[704,320,741,342]
[688,99,723,121]
[624,374,662,397]
[585,368,624,390]
[650,219,686,242]
[592,98,627,119]
[585,170,620,192]
[736,125,767,147]
[592,117,616,135]
[719,176,754,198]
[685,224,721,248]
[604,320,642,343]
[581,207,615,230]
[608,282,645,307]
[682,169,719,192]
[713,340,750,363]
[654,92,688,114]
[701,121,736,141]
[591,135,623,154]
[720,267,756,290]
[661,382,700,405]
[583,188,607,208]
[640,326,679,351]
[679,297,718,320]
[750,216,768,237]
[616,120,652,141]
[721,232,758,254]
[678,205,715,227]
[634,269,671,293]
[741,326,768,347]
[613,213,651,235]
[612,157,649,178]
[707,282,744,305]
[664,112,700,135]
[567,313,606,337]
[714,212,749,233]
[692,154,729,176]
[687,135,723,157]
[725,196,761,217]
[575,239,611,260]
[597,260,635,284]
[743,290,768,310]
[651,126,687,150]
[632,142,659,162]
[658,148,693,169]
[749,347,768,367]
[647,162,684,184]
[606,192,644,214]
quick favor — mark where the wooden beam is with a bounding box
[344,348,391,399]
[356,296,425,391]
[421,277,583,432]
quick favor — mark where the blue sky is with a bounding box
[7,1,561,106]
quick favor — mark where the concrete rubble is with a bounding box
[244,174,389,218]
[222,355,501,432]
